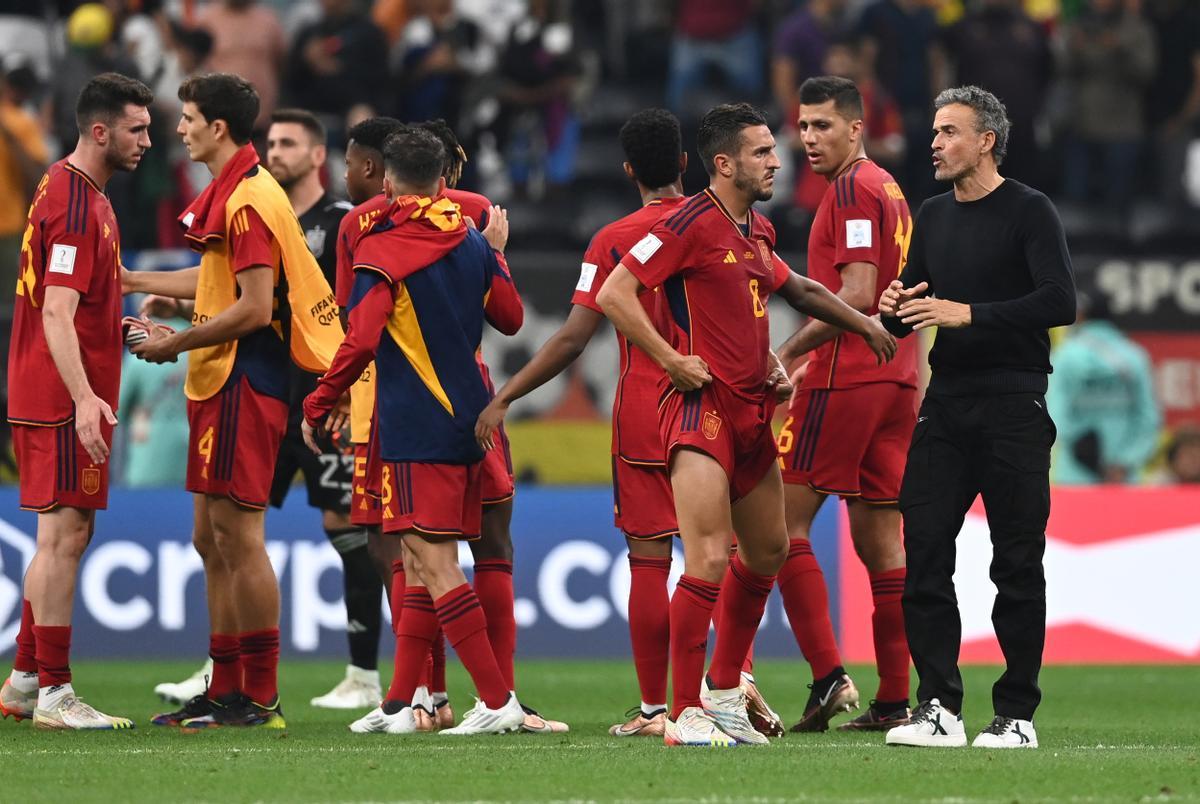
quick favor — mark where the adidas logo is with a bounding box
[723,250,737,264]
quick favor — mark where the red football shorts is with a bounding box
[612,456,678,540]
[380,460,483,539]
[779,382,918,503]
[481,424,515,505]
[186,375,288,509]
[350,443,382,526]
[13,420,113,511]
[660,380,779,502]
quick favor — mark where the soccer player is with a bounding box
[416,118,567,735]
[0,72,151,730]
[774,76,920,732]
[129,73,343,729]
[265,108,383,709]
[597,103,897,746]
[476,108,783,738]
[303,127,525,735]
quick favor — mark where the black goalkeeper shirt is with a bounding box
[884,179,1076,395]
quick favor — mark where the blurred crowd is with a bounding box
[1,0,1197,487]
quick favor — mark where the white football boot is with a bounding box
[701,678,769,745]
[348,704,416,734]
[0,673,38,721]
[154,659,212,705]
[664,706,737,747]
[34,691,134,731]
[972,716,1038,748]
[310,665,382,709]
[440,694,524,735]
[885,698,967,747]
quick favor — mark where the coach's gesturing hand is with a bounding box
[666,353,712,391]
[475,205,509,253]
[879,280,929,317]
[76,393,117,464]
[898,297,972,330]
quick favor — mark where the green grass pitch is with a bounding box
[0,660,1196,802]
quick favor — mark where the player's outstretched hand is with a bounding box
[861,315,898,364]
[475,398,508,451]
[326,392,351,437]
[140,294,186,320]
[879,280,929,317]
[301,419,322,455]
[479,205,509,253]
[666,354,711,391]
[76,393,117,464]
[130,326,179,364]
[765,351,793,404]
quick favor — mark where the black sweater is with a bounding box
[884,179,1076,395]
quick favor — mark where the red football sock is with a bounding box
[387,587,439,705]
[473,559,516,690]
[710,572,755,676]
[870,568,910,703]
[669,575,719,719]
[708,555,775,690]
[32,625,70,688]
[389,560,405,636]
[777,538,842,679]
[627,554,671,706]
[207,633,241,699]
[434,584,508,710]
[239,629,280,705]
[14,599,37,674]
[430,629,446,693]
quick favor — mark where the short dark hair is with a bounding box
[178,73,259,145]
[381,127,446,189]
[270,108,326,145]
[798,75,864,121]
[934,85,1011,166]
[696,103,768,176]
[414,119,468,188]
[619,108,682,189]
[347,116,405,155]
[75,72,153,134]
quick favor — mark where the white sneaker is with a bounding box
[34,693,134,731]
[154,659,212,705]
[972,716,1038,748]
[664,706,737,747]
[885,698,967,747]
[701,678,769,745]
[348,704,416,734]
[310,665,382,709]
[440,695,524,736]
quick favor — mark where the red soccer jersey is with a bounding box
[8,160,122,425]
[571,196,686,463]
[446,188,491,229]
[335,193,391,308]
[625,189,789,402]
[802,158,918,390]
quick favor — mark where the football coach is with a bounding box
[876,85,1075,750]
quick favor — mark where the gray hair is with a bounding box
[934,85,1010,166]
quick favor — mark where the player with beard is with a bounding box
[1,72,152,730]
[598,103,897,746]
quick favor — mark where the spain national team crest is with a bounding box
[757,239,772,266]
[702,411,722,441]
[81,468,101,496]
